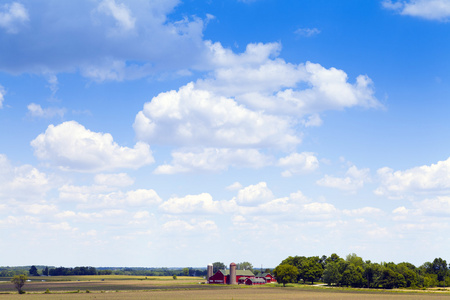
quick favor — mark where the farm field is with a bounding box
[2,276,450,299]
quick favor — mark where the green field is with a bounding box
[2,276,450,299]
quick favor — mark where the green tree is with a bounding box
[300,256,323,284]
[11,274,27,294]
[236,262,253,272]
[346,253,364,267]
[183,268,189,276]
[432,258,448,282]
[281,256,305,282]
[273,264,299,287]
[323,261,341,286]
[42,266,49,276]
[212,262,226,273]
[378,268,398,289]
[29,266,39,276]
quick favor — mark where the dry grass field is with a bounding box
[2,276,450,299]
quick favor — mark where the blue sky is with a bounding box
[1,0,450,268]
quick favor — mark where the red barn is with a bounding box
[208,269,255,284]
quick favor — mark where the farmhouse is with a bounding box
[207,262,276,285]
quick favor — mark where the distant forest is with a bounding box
[0,265,210,277]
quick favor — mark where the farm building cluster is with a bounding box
[207,262,277,285]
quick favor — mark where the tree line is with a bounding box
[0,266,209,277]
[274,253,450,289]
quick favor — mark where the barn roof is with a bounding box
[256,273,273,277]
[245,277,266,283]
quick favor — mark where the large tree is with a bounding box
[236,262,253,272]
[11,274,27,294]
[212,262,226,273]
[300,256,324,284]
[323,261,341,286]
[273,264,299,287]
[29,266,39,276]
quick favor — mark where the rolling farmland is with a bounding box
[2,276,450,299]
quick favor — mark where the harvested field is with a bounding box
[2,288,450,299]
[1,277,450,299]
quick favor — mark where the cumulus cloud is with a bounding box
[198,42,380,116]
[27,103,66,118]
[415,196,450,216]
[226,182,243,191]
[31,121,154,172]
[134,82,299,149]
[0,0,205,80]
[278,152,319,177]
[383,0,450,21]
[0,2,29,34]
[375,157,450,197]
[159,193,220,214]
[0,154,50,201]
[154,148,272,174]
[130,41,380,173]
[235,182,274,206]
[135,42,379,153]
[317,165,371,192]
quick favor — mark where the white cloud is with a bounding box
[59,184,161,208]
[226,182,243,191]
[97,0,136,32]
[0,2,29,34]
[94,173,134,187]
[0,1,205,81]
[199,42,380,116]
[31,121,154,172]
[126,189,161,206]
[0,84,5,108]
[135,41,380,158]
[383,0,450,21]
[278,152,319,177]
[0,154,50,201]
[302,114,323,127]
[154,148,272,174]
[415,196,450,216]
[134,82,299,149]
[159,193,221,214]
[317,165,371,192]
[235,182,274,206]
[27,103,66,118]
[375,157,450,197]
[295,27,321,37]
